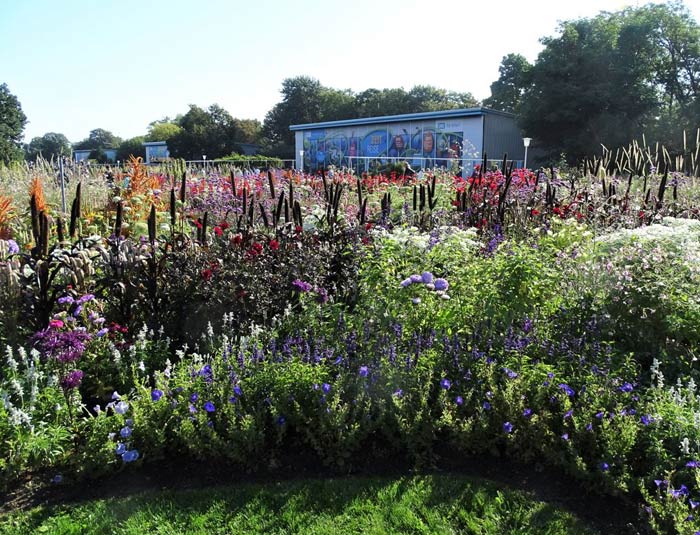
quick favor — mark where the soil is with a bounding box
[0,448,653,535]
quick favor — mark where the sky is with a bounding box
[2,0,699,143]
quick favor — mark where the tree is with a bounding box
[74,128,122,151]
[0,83,27,163]
[232,119,262,144]
[263,76,326,148]
[25,132,72,162]
[145,121,182,143]
[168,104,245,160]
[116,136,146,161]
[484,54,532,113]
[408,85,478,112]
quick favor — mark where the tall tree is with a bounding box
[263,76,326,147]
[25,132,72,162]
[116,136,146,161]
[0,83,27,163]
[484,54,532,113]
[145,121,182,143]
[74,128,122,150]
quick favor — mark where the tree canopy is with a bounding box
[74,128,122,151]
[25,132,72,162]
[0,83,27,164]
[486,1,700,163]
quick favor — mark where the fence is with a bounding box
[308,156,524,176]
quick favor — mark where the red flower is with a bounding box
[201,268,213,281]
[531,209,540,216]
[365,223,373,231]
[231,234,243,245]
[214,226,223,237]
[219,221,230,230]
[295,225,303,234]
[639,210,645,219]
[269,239,280,251]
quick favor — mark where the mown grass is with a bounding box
[0,474,598,535]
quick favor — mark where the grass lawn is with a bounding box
[0,474,599,535]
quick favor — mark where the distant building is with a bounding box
[73,149,118,163]
[143,141,170,164]
[290,107,525,173]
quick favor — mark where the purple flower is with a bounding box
[72,304,83,317]
[503,367,518,379]
[190,393,199,403]
[640,414,653,426]
[292,279,312,292]
[60,369,84,390]
[562,433,569,441]
[115,443,127,455]
[503,421,513,433]
[57,296,74,305]
[523,408,532,418]
[78,294,95,304]
[564,409,573,419]
[434,278,449,291]
[440,378,451,390]
[619,382,634,393]
[151,389,163,402]
[483,401,491,410]
[204,401,215,412]
[120,426,132,438]
[455,396,463,406]
[96,327,109,337]
[315,287,329,304]
[586,423,593,431]
[277,415,286,425]
[359,366,369,377]
[188,403,197,414]
[114,401,129,415]
[671,485,690,498]
[51,474,63,484]
[409,274,423,283]
[595,411,604,419]
[394,389,404,398]
[400,278,413,288]
[228,396,238,404]
[687,460,700,468]
[558,384,575,397]
[7,239,19,254]
[121,449,139,463]
[421,272,434,284]
[32,328,91,363]
[233,385,243,397]
[321,383,331,394]
[600,462,609,472]
[690,499,699,509]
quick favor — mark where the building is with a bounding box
[73,148,118,163]
[290,107,526,173]
[143,141,170,164]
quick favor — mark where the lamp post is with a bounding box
[523,138,531,169]
[202,155,207,172]
[299,150,304,173]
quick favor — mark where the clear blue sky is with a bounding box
[2,0,698,143]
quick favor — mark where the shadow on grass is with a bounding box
[2,475,604,535]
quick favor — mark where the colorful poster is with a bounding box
[388,128,410,158]
[361,129,388,158]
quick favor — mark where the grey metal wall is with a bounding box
[482,113,525,163]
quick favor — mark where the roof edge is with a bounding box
[290,107,514,131]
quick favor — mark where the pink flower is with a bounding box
[49,319,64,329]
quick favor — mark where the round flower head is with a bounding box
[322,383,332,394]
[115,442,127,455]
[440,378,451,390]
[434,278,449,291]
[359,366,369,377]
[400,278,413,288]
[204,401,216,412]
[120,426,132,438]
[421,272,434,284]
[151,389,163,402]
[122,449,139,463]
[114,400,129,415]
[409,274,422,283]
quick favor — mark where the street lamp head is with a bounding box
[523,137,532,148]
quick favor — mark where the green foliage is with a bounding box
[24,133,72,162]
[145,121,182,143]
[74,128,122,151]
[0,83,27,164]
[116,136,146,162]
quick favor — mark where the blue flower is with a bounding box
[503,367,518,379]
[690,499,699,509]
[455,396,463,406]
[322,383,332,394]
[115,442,127,455]
[151,389,163,402]
[359,366,369,377]
[561,433,569,441]
[277,415,286,425]
[600,462,609,472]
[233,385,243,397]
[114,401,129,415]
[619,382,634,393]
[595,411,604,419]
[57,296,74,305]
[640,414,653,426]
[586,423,593,431]
[51,474,63,484]
[687,460,700,468]
[421,272,434,284]
[228,396,238,404]
[120,426,132,438]
[558,384,575,397]
[400,278,413,288]
[204,401,216,412]
[564,409,573,419]
[409,274,422,284]
[483,401,491,410]
[122,449,139,463]
[434,278,449,291]
[188,403,197,414]
[96,327,109,337]
[394,389,404,398]
[7,240,19,254]
[503,421,513,433]
[440,378,451,390]
[523,408,532,418]
[190,393,199,403]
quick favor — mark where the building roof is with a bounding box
[290,107,514,131]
